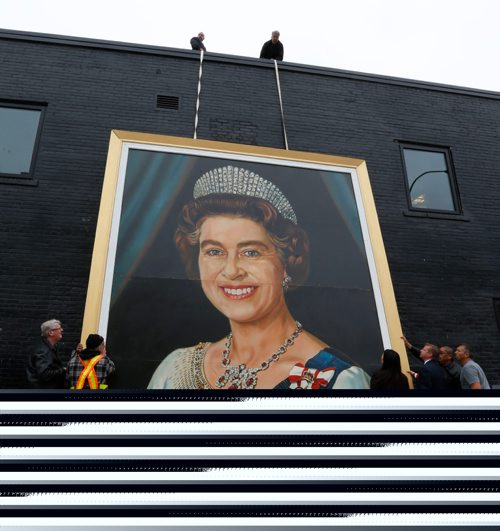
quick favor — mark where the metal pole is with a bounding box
[193,50,204,139]
[274,59,289,150]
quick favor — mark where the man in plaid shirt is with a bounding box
[67,334,115,389]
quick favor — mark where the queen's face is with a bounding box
[198,215,286,324]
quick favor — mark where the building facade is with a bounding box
[0,29,499,388]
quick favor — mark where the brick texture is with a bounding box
[0,31,499,388]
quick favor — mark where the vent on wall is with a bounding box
[156,94,179,110]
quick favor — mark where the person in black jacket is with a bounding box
[438,345,461,390]
[260,31,284,60]
[26,319,66,388]
[402,336,447,390]
[370,349,410,390]
[190,32,206,52]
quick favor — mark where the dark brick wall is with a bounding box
[0,30,499,387]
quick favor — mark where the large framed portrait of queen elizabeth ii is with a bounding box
[82,130,410,390]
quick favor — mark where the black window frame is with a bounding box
[399,142,462,215]
[0,101,46,185]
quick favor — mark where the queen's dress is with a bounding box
[148,343,370,390]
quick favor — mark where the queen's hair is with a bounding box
[175,194,310,285]
[40,319,61,337]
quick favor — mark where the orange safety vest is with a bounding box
[75,353,105,390]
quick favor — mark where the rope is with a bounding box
[274,59,289,150]
[193,50,204,139]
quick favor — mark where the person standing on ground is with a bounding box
[190,32,206,52]
[438,345,461,390]
[401,336,447,390]
[260,30,284,60]
[455,344,491,390]
[26,319,66,388]
[370,349,410,390]
[67,334,115,390]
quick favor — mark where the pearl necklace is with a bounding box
[215,321,303,389]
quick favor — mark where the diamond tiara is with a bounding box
[193,165,297,224]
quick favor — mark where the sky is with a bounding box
[2,0,500,92]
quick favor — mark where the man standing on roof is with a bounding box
[190,32,206,52]
[260,31,284,61]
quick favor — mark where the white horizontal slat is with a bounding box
[1,491,500,505]
[1,443,499,459]
[1,468,500,483]
[2,514,500,526]
[1,421,499,436]
[1,396,500,413]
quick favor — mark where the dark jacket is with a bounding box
[26,337,66,388]
[260,40,284,60]
[190,37,206,52]
[415,359,448,390]
[442,360,462,390]
[370,370,410,390]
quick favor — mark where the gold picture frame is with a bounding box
[81,130,410,389]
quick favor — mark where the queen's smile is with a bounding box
[221,286,257,299]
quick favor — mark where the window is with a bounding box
[0,103,44,181]
[400,144,460,213]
